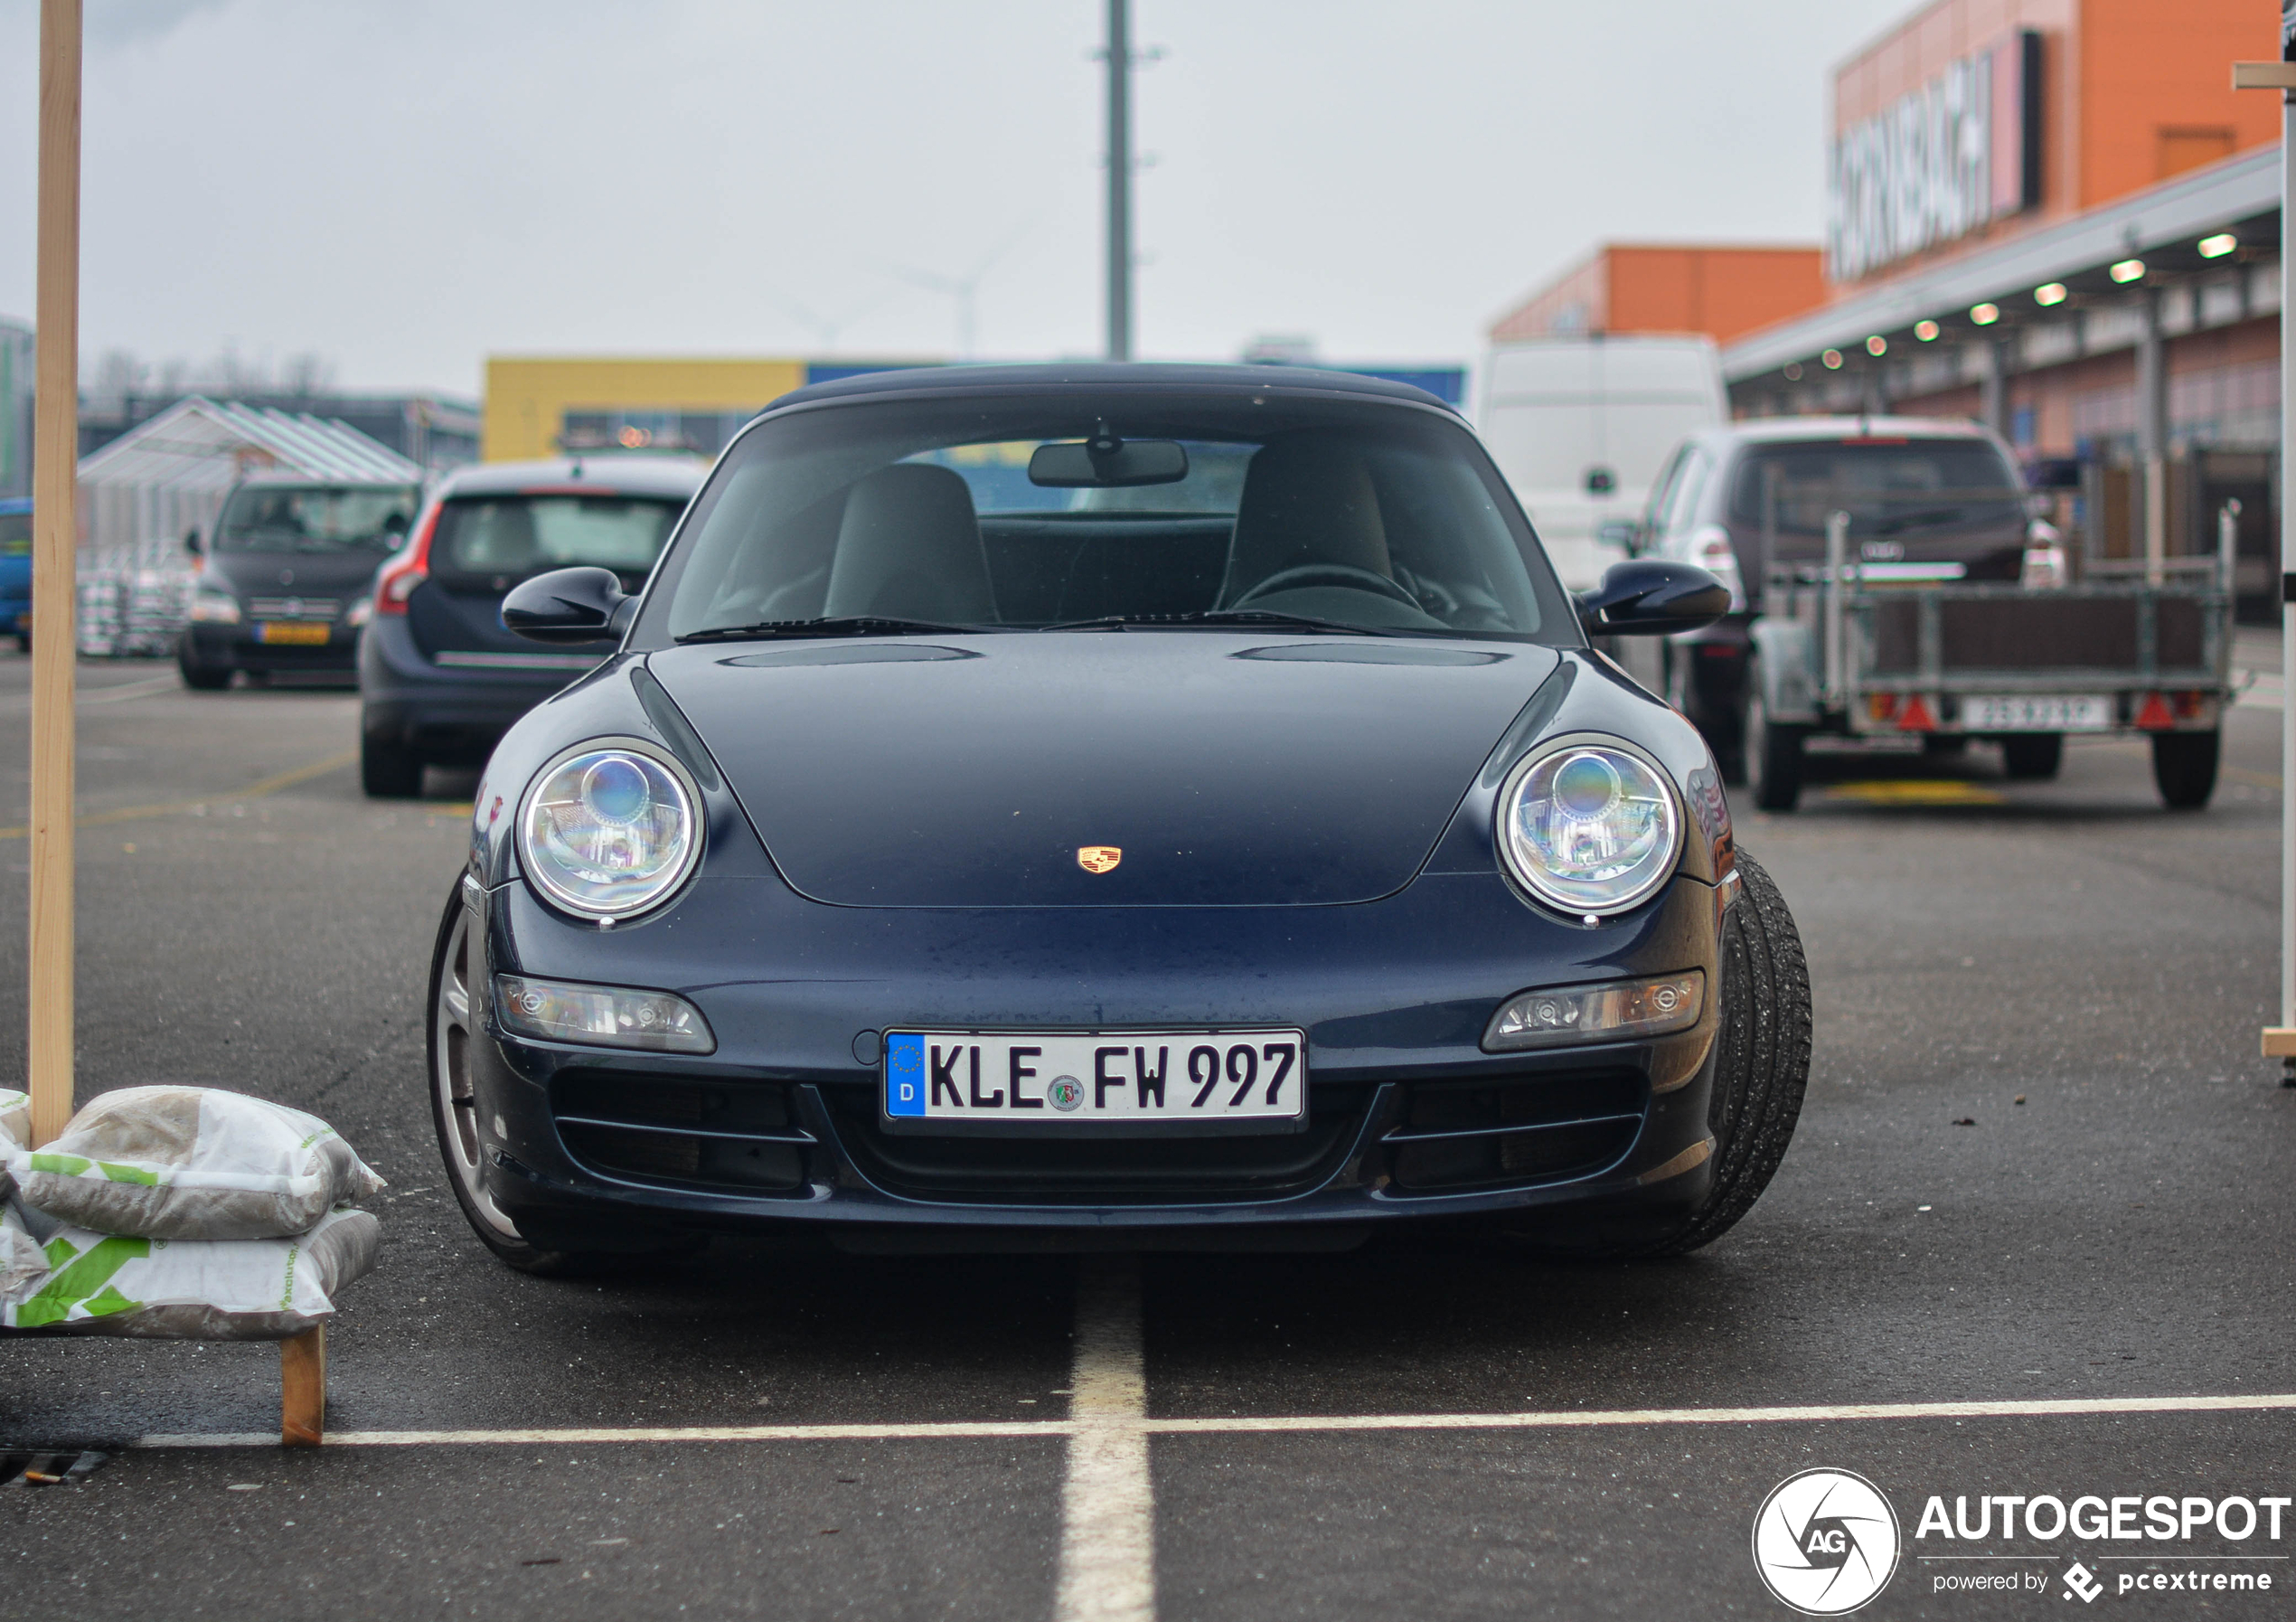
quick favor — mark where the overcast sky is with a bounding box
[0,0,1908,399]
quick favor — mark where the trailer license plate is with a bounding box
[1963,694,2113,732]
[883,1030,1306,1131]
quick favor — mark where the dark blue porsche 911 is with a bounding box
[428,363,1811,1271]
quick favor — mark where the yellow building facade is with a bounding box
[482,356,812,462]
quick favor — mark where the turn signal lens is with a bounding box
[494,974,714,1052]
[517,740,702,919]
[1497,740,1682,917]
[1483,972,1705,1051]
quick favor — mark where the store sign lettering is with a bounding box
[1827,31,2040,283]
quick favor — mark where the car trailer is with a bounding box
[1738,497,2235,813]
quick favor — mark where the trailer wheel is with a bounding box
[2152,730,2218,810]
[2000,734,2063,779]
[1744,681,1805,813]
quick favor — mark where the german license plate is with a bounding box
[1962,694,2112,732]
[255,621,331,646]
[883,1029,1306,1133]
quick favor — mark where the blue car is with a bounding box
[428,364,1809,1271]
[0,497,31,651]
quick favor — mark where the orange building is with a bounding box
[1722,0,2282,608]
[1490,245,1828,349]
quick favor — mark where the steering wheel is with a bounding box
[1231,563,1423,610]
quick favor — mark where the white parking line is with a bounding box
[131,1389,2296,1451]
[1055,1256,1157,1622]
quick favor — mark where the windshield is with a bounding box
[0,513,27,554]
[430,495,686,588]
[645,393,1573,643]
[215,486,419,553]
[1727,439,2025,538]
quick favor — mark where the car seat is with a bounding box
[1219,435,1392,607]
[822,463,998,623]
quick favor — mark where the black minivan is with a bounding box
[356,456,701,796]
[179,478,423,687]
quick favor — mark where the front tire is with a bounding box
[362,731,426,797]
[427,882,597,1276]
[1512,853,1812,1259]
[2152,730,2219,810]
[178,644,231,691]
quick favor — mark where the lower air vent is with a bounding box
[551,1074,812,1194]
[1386,1069,1646,1193]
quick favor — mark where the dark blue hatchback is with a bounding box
[357,456,701,796]
[427,365,1808,1270]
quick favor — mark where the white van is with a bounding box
[1476,335,1727,589]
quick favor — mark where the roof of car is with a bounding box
[434,455,706,499]
[1699,415,2001,448]
[766,362,1459,413]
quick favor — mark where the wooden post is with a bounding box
[28,0,80,1147]
[280,1325,326,1447]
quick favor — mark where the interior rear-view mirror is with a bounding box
[1576,559,1731,637]
[1029,435,1189,488]
[183,528,202,555]
[1595,518,1641,553]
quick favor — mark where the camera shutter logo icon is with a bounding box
[1751,1468,1901,1615]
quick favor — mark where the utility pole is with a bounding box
[1105,0,1133,362]
[29,0,80,1146]
[2236,20,2296,1078]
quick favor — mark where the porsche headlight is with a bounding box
[1496,737,1682,917]
[516,740,701,919]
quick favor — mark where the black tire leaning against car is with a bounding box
[2152,729,2219,811]
[1504,852,1812,1259]
[361,732,425,797]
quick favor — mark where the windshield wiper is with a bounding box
[1040,608,1392,635]
[675,615,988,645]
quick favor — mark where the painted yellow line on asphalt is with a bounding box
[131,1391,2296,1449]
[1825,778,2006,806]
[0,748,358,839]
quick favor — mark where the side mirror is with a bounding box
[502,566,629,644]
[1576,559,1730,637]
[183,528,202,556]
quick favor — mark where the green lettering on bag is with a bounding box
[14,1235,150,1329]
[96,1161,160,1185]
[26,1153,89,1177]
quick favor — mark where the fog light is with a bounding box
[494,974,715,1053]
[1482,972,1705,1051]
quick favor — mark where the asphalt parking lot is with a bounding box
[0,649,2291,1619]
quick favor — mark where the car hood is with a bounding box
[201,548,391,599]
[645,634,1559,908]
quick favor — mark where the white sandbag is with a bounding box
[0,1089,27,1202]
[0,1202,47,1299]
[12,1086,385,1240]
[3,1206,380,1340]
